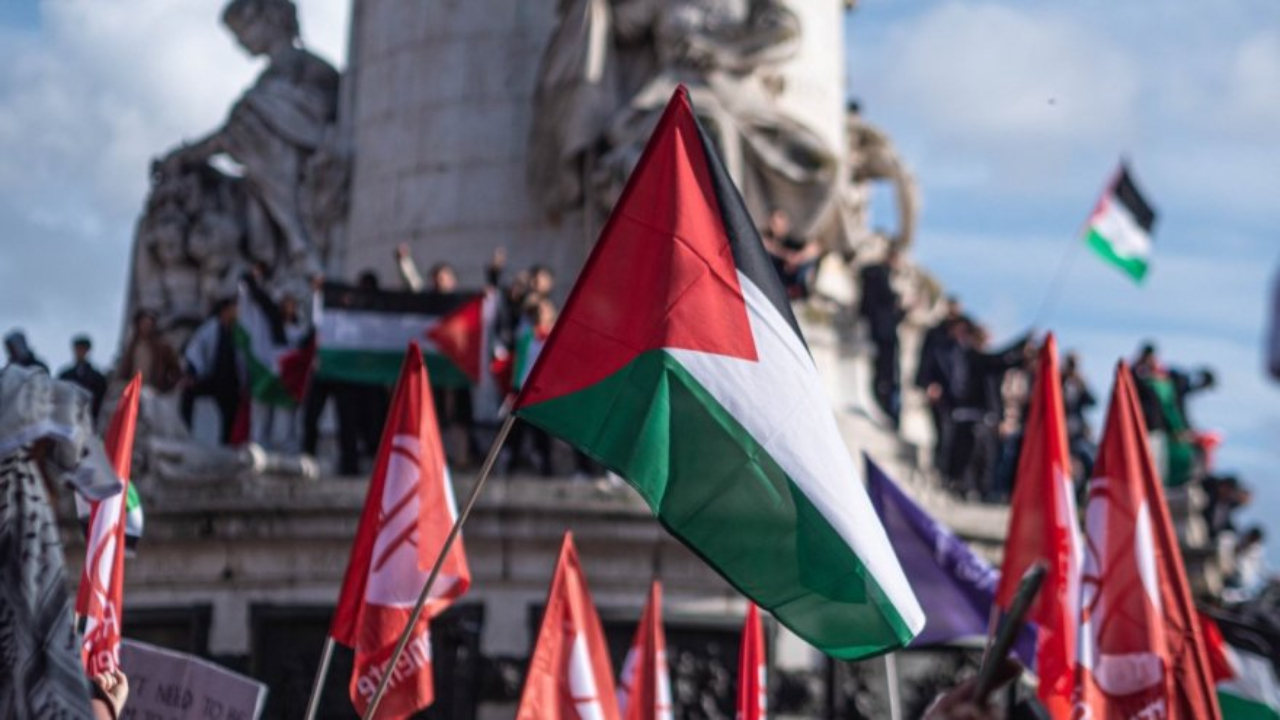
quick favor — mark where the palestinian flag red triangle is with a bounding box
[514,87,923,660]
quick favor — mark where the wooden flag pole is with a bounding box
[303,636,336,720]
[362,412,518,720]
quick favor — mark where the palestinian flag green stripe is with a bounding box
[518,349,915,659]
[1219,692,1280,720]
[1086,228,1149,282]
[235,325,298,406]
[317,348,471,388]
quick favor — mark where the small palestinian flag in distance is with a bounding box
[513,86,924,660]
[1085,162,1157,283]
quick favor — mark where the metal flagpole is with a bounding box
[303,636,336,720]
[361,412,518,720]
[884,653,903,720]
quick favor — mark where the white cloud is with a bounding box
[0,0,348,367]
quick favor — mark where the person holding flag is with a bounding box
[321,344,471,719]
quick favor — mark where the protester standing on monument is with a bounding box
[4,330,49,373]
[182,298,245,444]
[117,310,184,393]
[762,209,822,299]
[859,247,905,427]
[58,335,109,421]
[1061,351,1097,486]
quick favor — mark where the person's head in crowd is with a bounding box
[529,264,555,296]
[944,296,963,321]
[357,269,380,291]
[508,269,531,302]
[429,262,457,294]
[3,330,35,367]
[885,244,903,268]
[1135,341,1159,373]
[133,309,159,339]
[766,208,791,240]
[969,322,990,351]
[71,335,93,364]
[279,292,300,323]
[1064,351,1081,378]
[213,297,239,326]
[947,315,972,345]
[1241,525,1266,550]
[527,295,558,331]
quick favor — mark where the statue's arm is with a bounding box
[693,0,800,73]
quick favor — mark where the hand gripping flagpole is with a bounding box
[362,410,518,720]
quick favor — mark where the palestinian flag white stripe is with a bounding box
[668,273,923,636]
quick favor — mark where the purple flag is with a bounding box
[864,455,1036,665]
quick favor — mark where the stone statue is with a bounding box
[118,0,345,480]
[529,0,841,243]
[159,0,343,277]
[843,103,919,250]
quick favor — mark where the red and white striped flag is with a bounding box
[737,604,767,720]
[76,373,141,675]
[329,344,471,719]
[618,581,672,720]
[517,532,621,720]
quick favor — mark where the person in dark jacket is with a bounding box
[860,248,905,427]
[4,330,49,373]
[58,335,108,420]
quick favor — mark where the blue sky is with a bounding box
[1,3,1276,550]
[847,1,1280,553]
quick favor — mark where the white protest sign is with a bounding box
[118,639,268,720]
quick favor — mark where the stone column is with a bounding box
[344,0,584,290]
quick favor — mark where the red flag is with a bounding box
[737,604,767,720]
[517,532,621,720]
[618,581,672,720]
[1075,364,1221,719]
[76,373,141,676]
[329,344,471,719]
[995,334,1082,718]
[427,295,484,384]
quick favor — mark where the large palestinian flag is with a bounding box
[1085,163,1157,283]
[513,87,924,660]
[314,283,484,388]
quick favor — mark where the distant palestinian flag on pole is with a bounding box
[513,87,924,660]
[1085,163,1157,283]
[315,283,483,388]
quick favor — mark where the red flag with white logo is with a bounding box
[618,581,672,720]
[517,532,621,720]
[995,334,1082,718]
[1075,363,1221,719]
[76,373,141,676]
[737,604,767,720]
[329,344,471,719]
